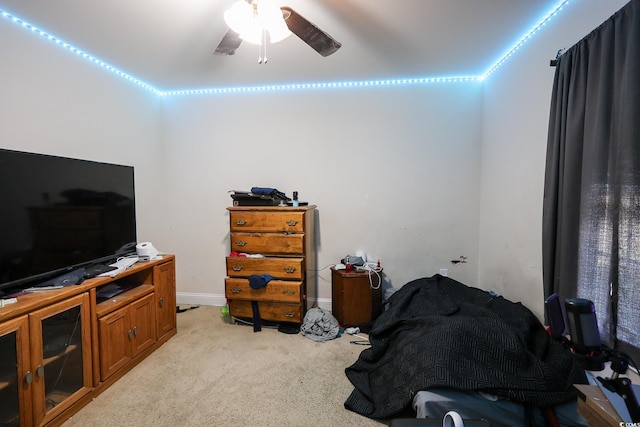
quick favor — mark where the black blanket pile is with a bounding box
[344,275,586,419]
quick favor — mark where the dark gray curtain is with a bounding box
[543,0,640,361]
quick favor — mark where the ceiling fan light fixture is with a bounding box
[265,19,290,43]
[257,0,291,43]
[223,1,252,33]
[239,26,263,45]
[223,0,291,46]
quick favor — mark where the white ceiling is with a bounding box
[0,0,565,91]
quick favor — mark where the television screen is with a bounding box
[0,149,136,294]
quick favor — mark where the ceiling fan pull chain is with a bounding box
[262,29,268,64]
[257,40,261,64]
[258,30,264,64]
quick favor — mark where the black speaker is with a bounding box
[564,298,601,353]
[545,294,566,339]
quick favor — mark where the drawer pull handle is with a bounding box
[230,287,242,293]
[284,311,296,318]
[286,220,298,226]
[232,265,243,271]
[284,267,297,273]
[235,241,247,247]
[235,219,247,225]
[233,306,245,313]
[282,290,296,296]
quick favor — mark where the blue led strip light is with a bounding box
[1,1,570,96]
[480,0,570,79]
[0,9,161,95]
[163,76,480,96]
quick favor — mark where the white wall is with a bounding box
[478,0,630,319]
[0,0,631,317]
[160,83,482,306]
[0,20,164,246]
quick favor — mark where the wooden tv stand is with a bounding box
[0,255,177,427]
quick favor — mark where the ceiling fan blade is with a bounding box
[281,6,341,57]
[214,28,243,55]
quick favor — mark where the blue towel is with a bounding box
[250,187,289,201]
[249,274,274,289]
[250,187,277,196]
[248,274,274,332]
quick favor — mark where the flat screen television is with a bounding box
[0,149,137,295]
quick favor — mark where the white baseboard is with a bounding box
[176,292,226,306]
[314,297,331,311]
[176,292,332,312]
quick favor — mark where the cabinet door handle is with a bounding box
[159,297,164,308]
[36,365,44,378]
[286,220,298,226]
[25,371,33,384]
[235,219,246,225]
[232,265,243,271]
[284,267,297,273]
[133,326,138,337]
[235,241,247,247]
[230,287,242,294]
[128,329,133,340]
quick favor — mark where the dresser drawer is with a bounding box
[226,257,304,280]
[229,300,302,323]
[230,211,305,233]
[225,278,302,303]
[230,232,304,255]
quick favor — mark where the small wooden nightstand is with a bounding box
[331,267,382,327]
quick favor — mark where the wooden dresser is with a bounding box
[225,206,316,324]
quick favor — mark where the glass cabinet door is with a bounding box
[0,316,32,427]
[30,292,92,426]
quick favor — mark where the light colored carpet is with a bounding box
[62,305,384,427]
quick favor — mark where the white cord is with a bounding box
[353,333,369,341]
[315,262,383,289]
[315,263,339,272]
[348,333,371,345]
[116,254,138,262]
[362,262,382,290]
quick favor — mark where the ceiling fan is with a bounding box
[214,0,342,59]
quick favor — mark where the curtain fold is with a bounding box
[543,0,640,359]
